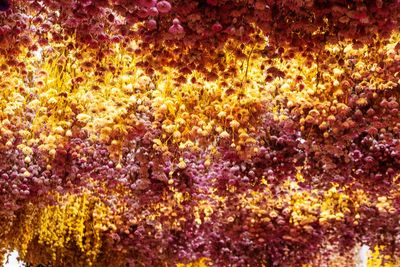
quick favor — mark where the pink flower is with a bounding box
[146,19,157,30]
[212,22,223,32]
[156,0,171,13]
[169,18,184,35]
[148,7,159,17]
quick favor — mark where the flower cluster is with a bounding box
[0,1,399,74]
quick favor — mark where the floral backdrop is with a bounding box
[0,0,399,266]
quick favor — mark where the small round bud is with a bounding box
[172,18,180,25]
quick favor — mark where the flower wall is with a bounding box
[0,0,399,266]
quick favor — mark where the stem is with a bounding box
[241,43,256,88]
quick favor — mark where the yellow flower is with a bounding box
[77,113,91,123]
[229,120,240,128]
[178,159,187,169]
[219,131,230,138]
